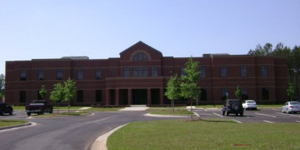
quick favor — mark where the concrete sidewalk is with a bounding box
[119,106,149,111]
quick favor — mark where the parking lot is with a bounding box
[194,108,300,124]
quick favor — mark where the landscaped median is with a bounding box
[107,119,300,150]
[0,120,29,130]
[147,107,193,116]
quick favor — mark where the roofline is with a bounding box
[119,41,163,55]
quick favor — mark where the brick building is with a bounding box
[5,41,288,106]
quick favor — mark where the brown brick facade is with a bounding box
[5,41,288,106]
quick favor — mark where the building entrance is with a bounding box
[132,89,147,104]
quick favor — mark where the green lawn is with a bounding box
[108,119,300,150]
[148,107,192,115]
[0,120,28,127]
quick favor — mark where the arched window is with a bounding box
[133,53,148,61]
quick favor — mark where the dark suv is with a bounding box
[0,102,13,115]
[222,99,244,116]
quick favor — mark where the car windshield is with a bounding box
[247,101,255,103]
[290,102,300,105]
[29,103,45,106]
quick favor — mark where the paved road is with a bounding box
[0,111,169,150]
[1,108,299,150]
[194,108,300,123]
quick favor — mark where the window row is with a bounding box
[18,65,269,80]
[20,69,102,81]
[221,87,269,100]
[19,87,270,103]
[124,67,158,77]
[180,66,269,78]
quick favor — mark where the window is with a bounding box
[96,90,102,102]
[96,68,101,80]
[152,67,158,77]
[200,89,207,101]
[124,68,130,77]
[262,88,269,100]
[221,66,227,77]
[20,70,26,80]
[133,67,148,77]
[242,88,248,100]
[261,66,268,77]
[221,88,228,100]
[38,69,44,80]
[181,67,186,76]
[133,53,148,61]
[78,69,84,80]
[77,90,84,102]
[241,66,247,77]
[56,69,63,80]
[20,91,26,103]
[200,66,206,78]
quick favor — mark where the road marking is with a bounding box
[276,112,300,117]
[213,112,223,118]
[255,113,276,118]
[263,120,274,124]
[231,119,242,123]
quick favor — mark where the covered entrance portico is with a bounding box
[105,88,164,106]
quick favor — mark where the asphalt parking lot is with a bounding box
[194,108,300,123]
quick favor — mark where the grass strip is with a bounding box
[108,119,300,150]
[148,107,192,115]
[33,111,90,118]
[0,120,28,127]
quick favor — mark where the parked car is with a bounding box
[281,101,300,114]
[242,100,257,110]
[222,99,244,116]
[0,102,13,115]
[25,100,53,116]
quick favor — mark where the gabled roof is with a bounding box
[119,41,162,55]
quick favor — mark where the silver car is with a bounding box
[282,101,300,114]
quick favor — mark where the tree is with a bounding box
[248,43,273,56]
[287,83,296,101]
[235,85,242,100]
[180,57,201,119]
[63,78,76,113]
[39,85,47,100]
[0,74,4,98]
[165,74,181,112]
[50,83,65,113]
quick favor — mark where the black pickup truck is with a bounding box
[25,100,53,116]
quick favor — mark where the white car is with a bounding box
[282,101,300,114]
[242,100,257,110]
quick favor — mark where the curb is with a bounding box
[0,122,32,131]
[91,124,127,150]
[144,113,190,118]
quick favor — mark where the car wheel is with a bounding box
[0,110,4,116]
[27,112,31,116]
[240,113,243,116]
[9,111,13,115]
[226,111,229,116]
[236,113,238,116]
[282,108,285,113]
[232,104,239,111]
[222,111,225,115]
[287,110,290,114]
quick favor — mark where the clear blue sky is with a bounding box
[1,0,299,75]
